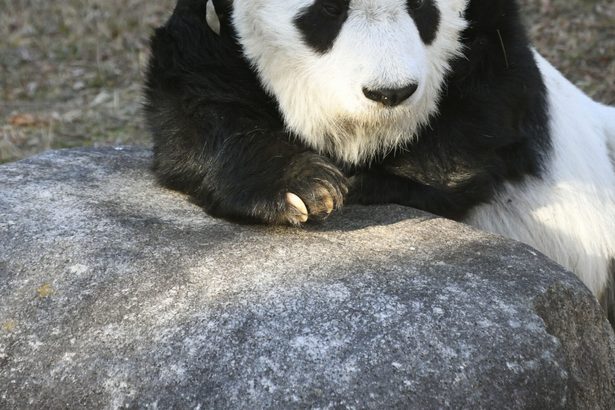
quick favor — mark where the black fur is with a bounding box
[145,0,347,224]
[144,0,550,225]
[295,0,350,54]
[406,0,441,45]
[294,0,440,53]
[350,1,550,220]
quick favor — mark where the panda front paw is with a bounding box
[278,153,348,225]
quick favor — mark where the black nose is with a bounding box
[362,83,419,107]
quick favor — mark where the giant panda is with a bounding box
[144,0,615,325]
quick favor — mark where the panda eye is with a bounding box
[321,0,346,18]
[408,0,424,10]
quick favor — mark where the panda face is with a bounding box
[231,0,469,164]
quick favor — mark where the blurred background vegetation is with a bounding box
[1,0,614,163]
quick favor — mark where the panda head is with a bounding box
[209,0,469,164]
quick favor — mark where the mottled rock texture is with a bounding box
[1,147,614,409]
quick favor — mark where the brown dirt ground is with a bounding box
[1,0,614,163]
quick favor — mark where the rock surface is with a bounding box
[1,147,614,409]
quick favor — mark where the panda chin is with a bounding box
[293,105,428,166]
[287,90,437,166]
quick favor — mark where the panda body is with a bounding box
[144,0,615,323]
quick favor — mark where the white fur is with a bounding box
[600,103,615,168]
[232,0,468,164]
[227,0,615,302]
[465,51,615,297]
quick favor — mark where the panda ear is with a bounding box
[206,0,221,35]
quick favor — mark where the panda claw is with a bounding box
[285,192,308,223]
[323,193,335,215]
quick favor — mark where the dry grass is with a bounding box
[0,0,174,162]
[1,0,614,163]
[521,0,615,103]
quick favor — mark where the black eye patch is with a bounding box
[294,0,350,54]
[295,0,440,53]
[407,0,440,45]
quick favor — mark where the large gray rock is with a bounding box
[1,147,614,409]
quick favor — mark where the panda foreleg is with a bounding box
[151,107,348,225]
[347,170,491,221]
[145,5,348,225]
